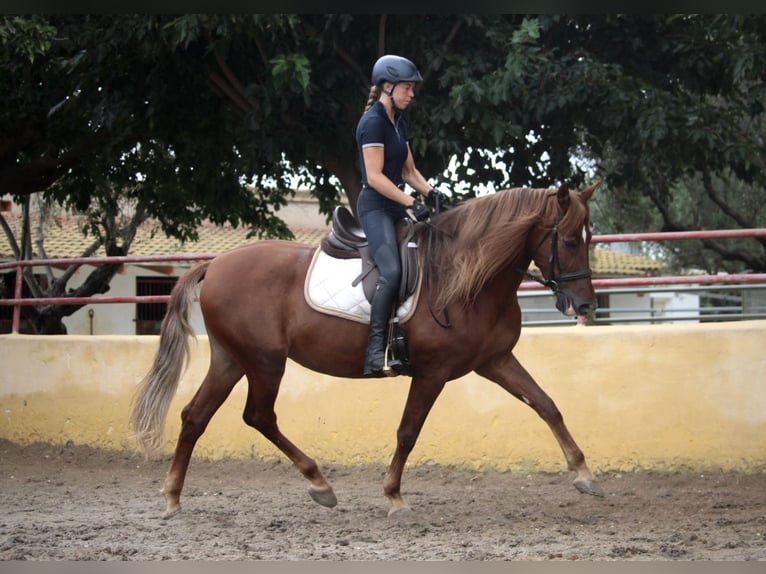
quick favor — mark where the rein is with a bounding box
[423,219,453,329]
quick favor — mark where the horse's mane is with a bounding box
[418,187,584,309]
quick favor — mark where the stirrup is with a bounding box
[382,341,409,377]
[383,316,410,376]
[382,355,402,377]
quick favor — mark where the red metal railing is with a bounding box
[2,230,766,334]
[521,228,766,290]
[0,254,217,334]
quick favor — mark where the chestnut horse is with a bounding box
[130,182,603,518]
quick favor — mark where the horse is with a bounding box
[130,181,604,519]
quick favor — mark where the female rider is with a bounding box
[355,54,442,376]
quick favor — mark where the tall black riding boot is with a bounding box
[363,278,397,376]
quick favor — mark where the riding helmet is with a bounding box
[371,55,423,86]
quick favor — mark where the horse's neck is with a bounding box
[478,265,526,309]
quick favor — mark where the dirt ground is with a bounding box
[0,439,764,561]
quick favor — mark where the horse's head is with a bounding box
[528,182,600,318]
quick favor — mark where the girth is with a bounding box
[320,205,419,304]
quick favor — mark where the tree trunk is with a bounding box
[323,151,362,220]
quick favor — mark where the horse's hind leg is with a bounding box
[241,364,337,509]
[476,354,604,497]
[161,339,244,518]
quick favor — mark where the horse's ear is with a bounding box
[579,180,601,202]
[557,183,570,211]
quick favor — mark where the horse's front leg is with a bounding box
[476,353,604,497]
[384,377,446,516]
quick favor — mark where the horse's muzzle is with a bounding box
[555,290,597,318]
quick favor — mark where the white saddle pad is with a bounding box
[304,249,419,324]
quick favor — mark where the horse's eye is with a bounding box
[564,239,578,249]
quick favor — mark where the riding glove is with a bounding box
[427,188,449,212]
[407,199,431,222]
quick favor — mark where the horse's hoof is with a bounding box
[387,505,413,518]
[309,486,338,508]
[574,479,605,497]
[161,505,181,520]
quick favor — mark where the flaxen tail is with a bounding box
[129,260,211,457]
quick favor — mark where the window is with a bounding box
[135,276,177,335]
[0,272,47,334]
[0,301,27,333]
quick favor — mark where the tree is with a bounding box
[138,14,766,273]
[427,14,766,272]
[2,14,765,332]
[536,15,766,273]
[2,14,302,332]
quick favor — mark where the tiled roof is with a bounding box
[590,247,664,276]
[0,214,663,276]
[0,213,329,258]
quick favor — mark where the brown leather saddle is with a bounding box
[319,205,420,305]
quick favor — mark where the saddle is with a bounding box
[320,206,420,305]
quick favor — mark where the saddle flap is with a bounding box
[397,218,419,303]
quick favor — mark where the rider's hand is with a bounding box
[427,188,449,212]
[407,199,431,222]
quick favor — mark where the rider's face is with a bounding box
[390,82,416,109]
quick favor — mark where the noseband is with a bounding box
[519,215,592,294]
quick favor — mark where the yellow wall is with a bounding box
[1,320,765,472]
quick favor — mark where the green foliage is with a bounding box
[0,15,56,63]
[270,54,311,94]
[2,14,765,282]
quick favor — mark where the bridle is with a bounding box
[517,213,592,295]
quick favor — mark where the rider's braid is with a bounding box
[364,85,381,112]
